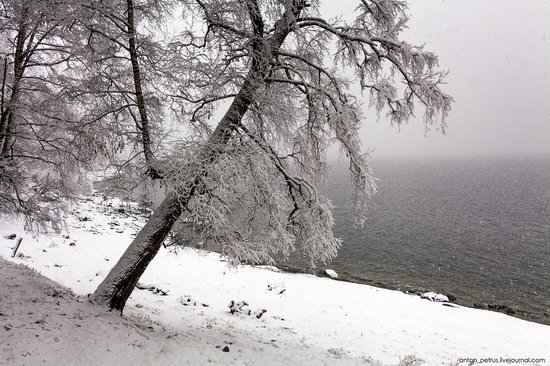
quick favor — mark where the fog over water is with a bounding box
[321,0,550,158]
[311,1,550,324]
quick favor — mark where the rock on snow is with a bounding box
[325,269,338,279]
[420,291,449,302]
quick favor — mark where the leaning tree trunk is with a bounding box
[89,0,305,312]
[88,192,182,310]
[89,73,257,311]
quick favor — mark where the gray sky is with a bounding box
[321,0,550,158]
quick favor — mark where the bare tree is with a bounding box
[90,0,452,312]
[72,0,179,180]
[0,0,181,224]
[0,0,97,228]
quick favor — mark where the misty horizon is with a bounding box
[321,0,550,159]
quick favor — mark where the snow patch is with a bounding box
[325,269,338,278]
[420,291,449,302]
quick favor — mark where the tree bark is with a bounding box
[125,0,161,179]
[0,57,8,139]
[89,71,257,311]
[90,0,307,312]
[89,192,182,310]
[0,11,27,157]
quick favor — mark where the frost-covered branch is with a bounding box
[90,0,452,311]
[295,3,453,131]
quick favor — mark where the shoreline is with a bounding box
[2,194,550,364]
[268,263,550,326]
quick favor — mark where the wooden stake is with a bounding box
[11,237,23,257]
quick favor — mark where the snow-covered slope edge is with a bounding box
[1,258,372,366]
[1,195,549,365]
[1,257,168,366]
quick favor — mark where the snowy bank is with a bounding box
[1,195,549,365]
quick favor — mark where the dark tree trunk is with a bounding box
[90,0,307,312]
[90,79,255,311]
[0,58,8,144]
[125,0,161,179]
[0,12,27,157]
[89,192,182,310]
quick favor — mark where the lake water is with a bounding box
[115,155,550,324]
[320,156,550,324]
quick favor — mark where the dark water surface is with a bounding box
[319,156,550,324]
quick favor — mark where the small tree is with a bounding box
[90,0,452,312]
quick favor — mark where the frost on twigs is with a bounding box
[164,139,342,269]
[330,0,453,133]
[161,0,451,270]
[397,355,425,366]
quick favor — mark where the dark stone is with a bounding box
[222,346,230,352]
[4,234,16,240]
[473,303,488,310]
[487,304,516,315]
[446,294,457,302]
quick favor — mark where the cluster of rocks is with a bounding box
[228,300,267,319]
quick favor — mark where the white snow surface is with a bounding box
[1,195,549,366]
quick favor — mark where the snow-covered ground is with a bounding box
[1,195,549,365]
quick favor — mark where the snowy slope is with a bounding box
[2,258,370,366]
[1,195,549,365]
